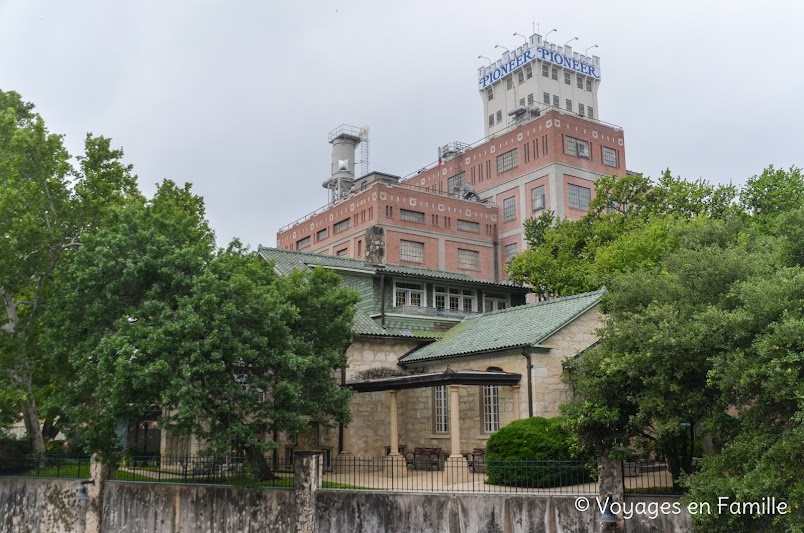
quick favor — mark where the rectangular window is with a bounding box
[431,214,439,225]
[447,172,465,193]
[564,136,590,159]
[578,103,585,117]
[525,65,533,79]
[519,97,525,107]
[568,183,592,211]
[552,95,559,107]
[400,240,424,263]
[517,70,524,84]
[506,77,513,90]
[602,146,619,168]
[357,240,362,257]
[400,209,425,223]
[577,75,584,89]
[488,114,494,127]
[483,385,500,433]
[551,67,557,80]
[527,93,534,105]
[434,386,448,433]
[531,185,545,212]
[457,219,480,233]
[564,71,571,85]
[336,248,348,257]
[457,249,480,271]
[385,206,393,218]
[296,236,311,250]
[503,196,517,222]
[543,92,550,105]
[588,106,594,119]
[496,110,502,123]
[333,218,350,234]
[566,99,572,111]
[394,281,425,307]
[504,242,518,262]
[586,78,592,91]
[496,148,518,174]
[483,292,510,312]
[486,87,493,101]
[542,63,549,77]
[316,228,328,242]
[434,286,475,312]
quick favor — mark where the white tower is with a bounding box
[323,125,369,204]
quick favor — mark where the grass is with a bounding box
[19,463,91,479]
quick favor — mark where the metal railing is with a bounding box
[0,454,91,479]
[113,454,295,486]
[324,455,598,494]
[390,305,481,320]
[622,460,682,495]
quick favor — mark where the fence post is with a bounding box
[84,454,112,533]
[294,451,321,533]
[597,454,625,532]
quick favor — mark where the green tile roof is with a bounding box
[399,288,606,363]
[257,247,528,290]
[351,307,442,339]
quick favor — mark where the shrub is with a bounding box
[485,417,593,488]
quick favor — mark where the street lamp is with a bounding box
[584,44,599,57]
[543,28,557,42]
[564,37,579,48]
[74,479,95,501]
[478,55,492,66]
[513,32,529,44]
[494,44,510,54]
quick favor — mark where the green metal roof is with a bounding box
[257,247,528,290]
[399,288,606,364]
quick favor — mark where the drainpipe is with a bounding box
[492,241,500,283]
[521,348,534,418]
[379,270,386,328]
[338,367,346,453]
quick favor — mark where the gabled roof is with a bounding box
[352,307,442,340]
[257,247,528,290]
[399,288,606,364]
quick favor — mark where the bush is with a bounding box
[485,417,593,488]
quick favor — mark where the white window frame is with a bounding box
[483,292,510,312]
[531,185,546,212]
[503,196,517,222]
[602,146,618,168]
[496,149,518,174]
[482,385,500,433]
[393,281,426,308]
[504,242,518,263]
[434,286,476,312]
[565,136,590,159]
[564,71,571,85]
[434,386,449,433]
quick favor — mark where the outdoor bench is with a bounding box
[405,447,443,471]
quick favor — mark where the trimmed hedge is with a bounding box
[485,416,593,488]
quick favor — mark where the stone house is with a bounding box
[242,247,605,468]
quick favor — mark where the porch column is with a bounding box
[386,390,406,477]
[512,385,522,422]
[446,384,468,483]
[340,425,352,456]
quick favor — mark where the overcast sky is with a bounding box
[2,0,803,248]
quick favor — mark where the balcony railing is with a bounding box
[390,305,480,319]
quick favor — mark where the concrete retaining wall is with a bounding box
[0,477,85,533]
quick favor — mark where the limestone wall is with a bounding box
[0,477,85,533]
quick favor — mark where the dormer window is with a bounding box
[394,281,425,308]
[434,286,476,312]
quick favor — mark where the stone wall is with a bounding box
[0,477,85,533]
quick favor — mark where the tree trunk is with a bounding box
[245,445,276,481]
[21,392,46,456]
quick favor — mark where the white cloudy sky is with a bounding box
[2,0,802,248]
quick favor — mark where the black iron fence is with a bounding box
[324,455,598,494]
[0,454,91,479]
[622,460,682,495]
[113,454,295,487]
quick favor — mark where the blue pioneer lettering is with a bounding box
[479,50,535,89]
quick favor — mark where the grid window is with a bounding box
[400,209,425,223]
[588,106,594,119]
[496,148,518,174]
[400,240,424,263]
[566,99,572,111]
[527,93,534,105]
[543,92,550,104]
[504,242,518,262]
[531,185,546,212]
[551,67,558,80]
[457,249,480,270]
[487,87,493,100]
[517,70,524,84]
[564,71,571,85]
[333,218,350,233]
[483,292,510,312]
[483,385,500,433]
[316,228,328,242]
[434,287,475,311]
[394,281,425,307]
[503,196,517,222]
[542,63,549,77]
[457,219,480,233]
[434,386,448,433]
[488,114,494,127]
[603,147,619,168]
[525,65,533,79]
[448,172,465,193]
[519,97,525,107]
[568,183,592,211]
[296,236,310,250]
[565,136,590,159]
[586,78,592,91]
[578,103,585,116]
[336,248,348,257]
[506,77,513,90]
[577,75,584,89]
[496,110,502,123]
[553,95,559,107]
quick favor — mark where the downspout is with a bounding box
[379,270,386,328]
[338,367,346,453]
[492,241,500,283]
[521,348,534,418]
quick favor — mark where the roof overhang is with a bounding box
[345,369,522,393]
